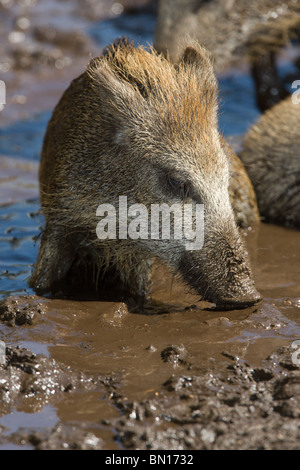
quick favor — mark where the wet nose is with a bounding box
[216,290,262,310]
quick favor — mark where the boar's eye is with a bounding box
[167,177,189,200]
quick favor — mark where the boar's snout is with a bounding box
[214,290,262,310]
[177,232,262,310]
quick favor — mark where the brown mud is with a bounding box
[1,225,300,450]
[0,0,154,126]
[0,0,300,451]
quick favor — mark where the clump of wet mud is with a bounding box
[0,344,119,449]
[0,343,110,415]
[12,422,104,450]
[0,295,45,326]
[113,346,300,450]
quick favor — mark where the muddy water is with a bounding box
[0,0,300,451]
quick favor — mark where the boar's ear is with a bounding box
[87,60,140,110]
[180,46,206,67]
[179,42,214,69]
[179,43,217,90]
[178,43,219,122]
[87,60,143,145]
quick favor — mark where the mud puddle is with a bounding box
[0,222,300,449]
[0,0,155,126]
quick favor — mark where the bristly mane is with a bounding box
[87,38,218,142]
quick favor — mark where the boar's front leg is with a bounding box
[29,224,76,294]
